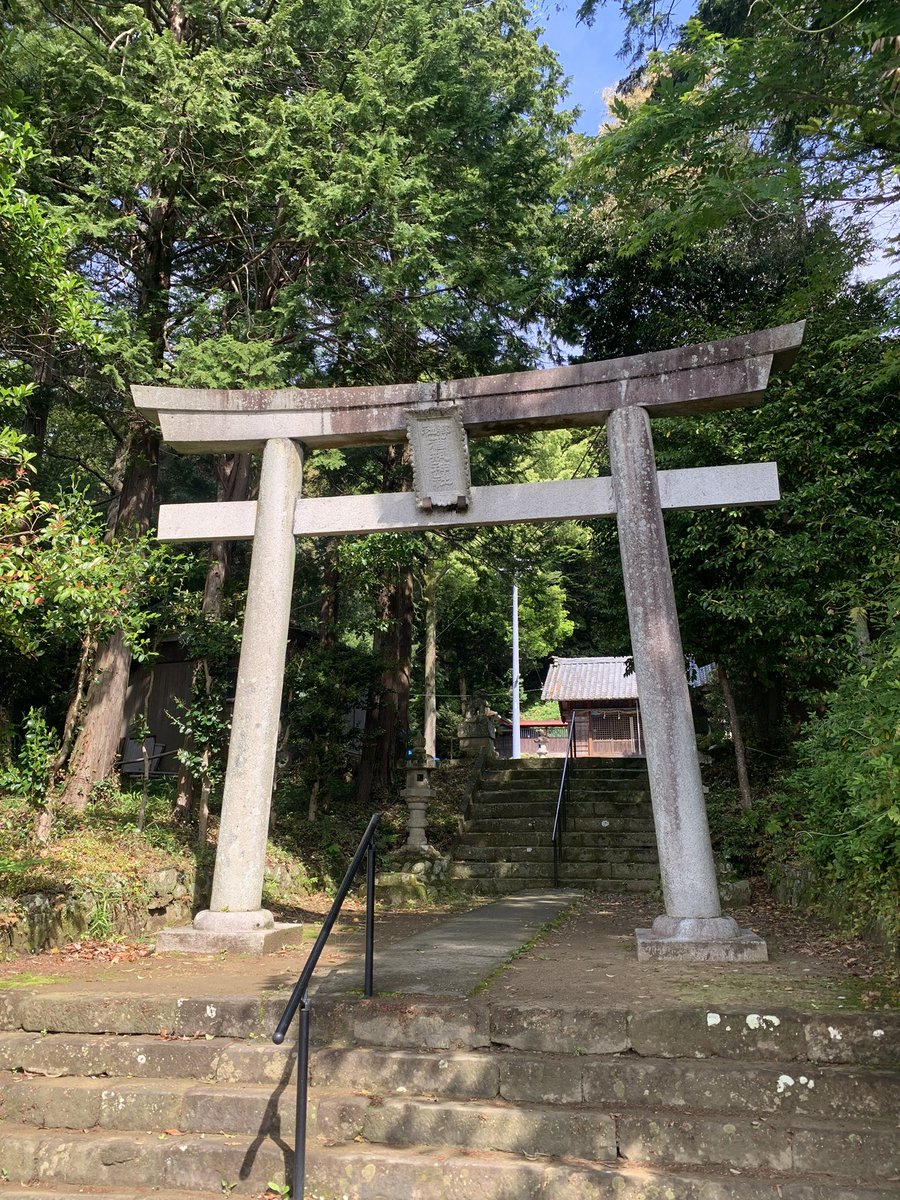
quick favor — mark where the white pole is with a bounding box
[511,578,521,759]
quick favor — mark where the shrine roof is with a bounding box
[542,657,639,702]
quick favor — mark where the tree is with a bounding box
[4,0,571,805]
[573,0,900,263]
[553,0,899,753]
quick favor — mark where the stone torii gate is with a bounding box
[134,321,804,960]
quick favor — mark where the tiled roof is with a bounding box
[541,657,638,702]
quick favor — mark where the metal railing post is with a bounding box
[292,995,310,1200]
[364,834,376,998]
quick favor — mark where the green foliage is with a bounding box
[0,107,102,360]
[7,0,570,392]
[520,698,561,721]
[556,169,899,722]
[168,592,245,800]
[284,642,372,778]
[574,0,900,264]
[760,589,900,943]
[0,463,167,658]
[0,708,59,804]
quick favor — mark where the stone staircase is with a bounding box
[1,988,898,1199]
[450,757,659,894]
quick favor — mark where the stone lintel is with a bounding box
[156,462,780,543]
[154,922,303,955]
[132,323,804,452]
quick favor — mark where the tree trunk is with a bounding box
[365,570,415,793]
[355,582,393,808]
[423,564,437,763]
[319,539,339,648]
[718,661,752,813]
[175,453,252,822]
[51,634,95,777]
[388,566,415,763]
[59,422,159,810]
[850,606,872,665]
[26,336,54,464]
[356,446,414,806]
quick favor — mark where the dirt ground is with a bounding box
[0,886,895,1012]
[479,889,899,1011]
[0,897,475,998]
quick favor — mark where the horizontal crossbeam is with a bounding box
[156,462,779,543]
[133,323,804,452]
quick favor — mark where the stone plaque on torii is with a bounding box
[133,321,804,960]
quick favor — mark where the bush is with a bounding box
[762,589,900,945]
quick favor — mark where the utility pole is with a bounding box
[511,577,521,759]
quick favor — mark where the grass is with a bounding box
[468,894,585,997]
[0,972,56,989]
[0,755,481,947]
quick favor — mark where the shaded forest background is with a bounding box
[0,0,897,941]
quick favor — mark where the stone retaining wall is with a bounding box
[0,866,196,953]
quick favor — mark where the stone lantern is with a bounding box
[402,736,434,852]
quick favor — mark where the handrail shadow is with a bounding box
[270,810,381,1199]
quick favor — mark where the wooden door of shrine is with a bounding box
[588,708,645,758]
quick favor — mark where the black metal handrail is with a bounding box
[551,719,577,887]
[272,811,381,1200]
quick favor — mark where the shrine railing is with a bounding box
[551,720,577,887]
[272,811,380,1200]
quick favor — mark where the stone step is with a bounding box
[1,1123,897,1200]
[453,844,659,864]
[468,815,656,833]
[0,1030,305,1085]
[450,877,659,895]
[461,830,658,849]
[0,1125,287,1194]
[480,782,648,801]
[483,764,647,777]
[571,815,656,833]
[3,1002,896,1068]
[364,1098,898,1178]
[448,861,660,881]
[310,1044,900,1120]
[476,787,650,801]
[1,1074,358,1139]
[0,1191,228,1200]
[480,787,648,796]
[305,1144,900,1200]
[4,1049,898,1171]
[472,800,652,818]
[0,992,295,1041]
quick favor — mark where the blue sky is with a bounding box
[530,2,628,134]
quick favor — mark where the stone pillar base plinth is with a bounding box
[155,909,303,955]
[636,915,768,963]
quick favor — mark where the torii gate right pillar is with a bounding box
[608,406,767,961]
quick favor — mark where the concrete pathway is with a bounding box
[314,889,583,997]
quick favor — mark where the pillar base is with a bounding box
[636,915,768,962]
[155,909,303,955]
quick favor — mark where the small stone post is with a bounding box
[607,407,766,961]
[159,437,305,953]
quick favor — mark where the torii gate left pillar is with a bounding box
[192,438,303,949]
[136,322,804,957]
